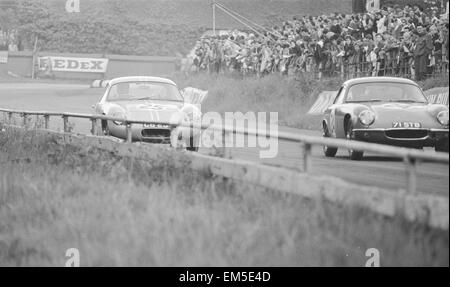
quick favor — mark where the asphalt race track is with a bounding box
[1,83,448,195]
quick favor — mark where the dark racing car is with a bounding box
[322,77,449,160]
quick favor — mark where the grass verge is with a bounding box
[0,128,448,266]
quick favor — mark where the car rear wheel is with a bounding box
[346,121,364,160]
[323,124,338,157]
[435,138,449,153]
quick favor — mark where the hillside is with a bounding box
[70,0,353,29]
[1,0,352,56]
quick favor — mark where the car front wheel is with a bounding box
[323,124,337,157]
[346,121,364,160]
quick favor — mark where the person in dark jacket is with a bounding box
[414,25,434,81]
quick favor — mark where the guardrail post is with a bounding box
[22,113,28,129]
[125,123,132,143]
[44,115,50,129]
[302,142,312,173]
[404,156,417,194]
[62,115,69,133]
[91,118,98,135]
[222,129,227,158]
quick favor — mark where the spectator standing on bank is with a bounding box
[414,25,434,80]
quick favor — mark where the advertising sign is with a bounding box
[38,56,109,73]
[0,51,8,64]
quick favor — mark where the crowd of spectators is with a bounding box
[189,4,449,81]
[0,29,20,52]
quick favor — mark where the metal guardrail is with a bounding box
[1,107,448,194]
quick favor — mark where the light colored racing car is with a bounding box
[92,76,201,151]
[322,77,449,160]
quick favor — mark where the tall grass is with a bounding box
[420,75,450,91]
[173,73,342,130]
[0,128,448,266]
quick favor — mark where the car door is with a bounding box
[324,86,345,138]
[93,85,111,115]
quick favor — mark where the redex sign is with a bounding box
[39,56,109,73]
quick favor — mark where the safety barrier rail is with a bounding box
[1,107,448,194]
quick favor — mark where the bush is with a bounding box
[173,73,335,129]
[419,75,450,91]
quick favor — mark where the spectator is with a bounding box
[414,24,434,80]
[188,3,449,80]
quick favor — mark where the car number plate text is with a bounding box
[392,122,422,128]
[143,123,170,128]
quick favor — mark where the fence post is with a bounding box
[222,129,227,158]
[8,112,13,125]
[44,115,50,129]
[125,123,132,143]
[62,115,69,133]
[302,142,312,173]
[22,113,28,129]
[91,118,98,135]
[404,156,417,194]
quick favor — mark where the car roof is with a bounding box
[108,76,177,86]
[343,77,419,87]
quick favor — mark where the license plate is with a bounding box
[392,122,422,128]
[143,123,170,128]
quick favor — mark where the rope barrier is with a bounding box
[213,3,272,42]
[215,2,282,41]
[214,1,271,34]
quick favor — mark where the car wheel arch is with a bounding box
[344,114,352,134]
[101,115,107,131]
[322,120,329,134]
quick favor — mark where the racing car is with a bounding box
[322,77,449,160]
[92,76,201,151]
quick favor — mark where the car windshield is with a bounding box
[345,82,428,103]
[107,81,183,102]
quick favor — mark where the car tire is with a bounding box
[102,121,111,136]
[323,124,338,157]
[435,138,449,153]
[346,121,364,160]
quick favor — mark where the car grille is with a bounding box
[385,129,428,139]
[141,129,171,139]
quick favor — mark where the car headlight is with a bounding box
[437,111,449,126]
[358,110,376,126]
[110,111,126,125]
